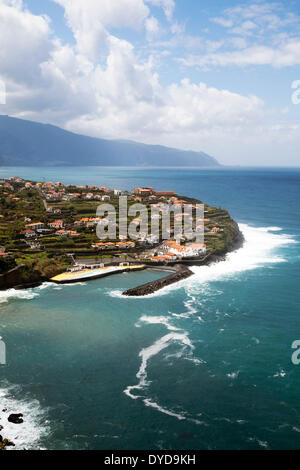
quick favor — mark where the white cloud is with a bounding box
[53,0,150,60]
[212,17,233,28]
[0,0,52,82]
[145,16,160,40]
[212,1,299,36]
[182,38,300,68]
[0,0,299,166]
[146,0,175,22]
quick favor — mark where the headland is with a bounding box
[0,177,244,294]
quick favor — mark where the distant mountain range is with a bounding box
[0,115,220,167]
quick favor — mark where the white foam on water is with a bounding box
[248,437,270,449]
[108,289,123,298]
[227,371,240,380]
[36,282,53,291]
[189,224,296,287]
[273,369,287,378]
[59,282,87,287]
[124,331,194,400]
[124,315,208,424]
[0,289,39,305]
[136,315,181,331]
[143,398,206,426]
[256,226,282,232]
[0,282,56,305]
[109,224,296,301]
[143,399,186,421]
[0,384,49,450]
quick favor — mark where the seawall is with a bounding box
[123,265,193,296]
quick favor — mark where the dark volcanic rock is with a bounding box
[3,439,15,447]
[0,436,15,449]
[8,413,24,424]
[123,266,193,297]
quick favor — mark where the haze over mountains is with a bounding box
[0,115,220,167]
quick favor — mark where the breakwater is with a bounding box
[123,265,193,296]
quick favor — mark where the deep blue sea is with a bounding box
[0,167,299,450]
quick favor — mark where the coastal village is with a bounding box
[0,174,242,446]
[0,176,240,289]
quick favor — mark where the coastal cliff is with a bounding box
[0,255,71,290]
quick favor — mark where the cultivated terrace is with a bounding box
[0,177,240,286]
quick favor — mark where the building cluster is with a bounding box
[151,240,207,262]
[0,178,229,262]
[22,220,80,239]
[38,181,116,202]
[131,187,178,203]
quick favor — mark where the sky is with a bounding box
[0,0,300,166]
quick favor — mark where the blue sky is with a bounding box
[0,0,300,166]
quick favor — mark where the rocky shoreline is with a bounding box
[0,413,24,450]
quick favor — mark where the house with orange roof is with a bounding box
[74,218,90,227]
[49,220,64,229]
[56,230,79,237]
[93,242,117,250]
[151,255,170,262]
[132,187,154,197]
[22,229,36,238]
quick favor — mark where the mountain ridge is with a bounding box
[0,115,220,167]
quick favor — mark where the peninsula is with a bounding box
[0,177,243,294]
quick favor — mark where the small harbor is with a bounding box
[50,264,146,284]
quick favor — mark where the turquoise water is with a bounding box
[0,167,300,450]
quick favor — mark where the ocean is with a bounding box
[0,166,299,450]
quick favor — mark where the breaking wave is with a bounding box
[0,289,39,305]
[0,383,49,450]
[109,224,296,300]
[189,224,296,285]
